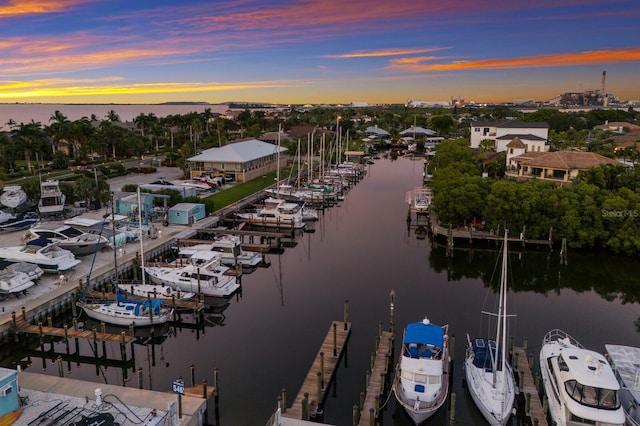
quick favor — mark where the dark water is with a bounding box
[10,155,640,425]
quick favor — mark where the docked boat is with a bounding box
[0,185,27,209]
[0,238,81,273]
[0,212,38,233]
[38,180,66,215]
[25,224,109,256]
[392,317,450,423]
[540,330,625,426]
[0,267,34,297]
[77,291,173,327]
[144,252,240,298]
[117,282,195,301]
[235,197,305,229]
[464,231,515,425]
[0,260,44,282]
[605,344,640,426]
[406,187,432,214]
[178,234,263,270]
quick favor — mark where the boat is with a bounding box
[144,252,240,298]
[0,260,44,282]
[77,291,173,327]
[0,266,34,297]
[171,179,212,192]
[604,344,640,426]
[464,231,516,425]
[392,317,450,423]
[0,238,81,273]
[38,180,66,215]
[406,187,432,214]
[235,197,305,229]
[0,185,27,209]
[0,210,16,224]
[539,330,625,426]
[0,212,38,233]
[24,224,109,256]
[117,282,195,301]
[178,234,263,270]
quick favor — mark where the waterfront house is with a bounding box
[470,120,549,151]
[364,125,391,141]
[186,138,287,183]
[505,150,620,184]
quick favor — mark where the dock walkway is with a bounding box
[284,320,352,421]
[513,344,548,426]
[358,330,393,426]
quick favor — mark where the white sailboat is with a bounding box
[464,231,516,425]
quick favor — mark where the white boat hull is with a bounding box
[0,270,35,295]
[144,264,239,298]
[77,300,172,327]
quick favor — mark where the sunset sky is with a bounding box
[1,0,639,105]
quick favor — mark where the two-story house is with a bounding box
[470,120,549,152]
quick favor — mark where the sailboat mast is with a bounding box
[493,230,509,386]
[137,187,146,285]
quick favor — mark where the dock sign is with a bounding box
[172,380,185,395]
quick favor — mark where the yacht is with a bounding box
[77,291,173,327]
[540,329,625,426]
[117,282,195,301]
[0,260,44,282]
[235,197,305,229]
[144,252,240,298]
[392,317,450,423]
[0,185,27,209]
[178,234,263,270]
[25,224,109,256]
[604,344,640,426]
[0,238,81,273]
[38,180,66,216]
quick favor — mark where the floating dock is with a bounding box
[513,341,549,426]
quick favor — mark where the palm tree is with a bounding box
[11,121,48,173]
[106,110,120,122]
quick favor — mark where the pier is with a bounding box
[513,340,548,426]
[357,327,393,426]
[283,319,352,421]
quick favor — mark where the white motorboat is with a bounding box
[117,282,195,301]
[77,291,173,327]
[0,185,27,209]
[0,267,34,296]
[144,252,240,298]
[178,234,263,270]
[235,197,305,229]
[0,238,81,273]
[0,210,16,224]
[25,224,109,256]
[0,260,44,282]
[171,179,212,192]
[540,330,625,426]
[38,180,66,215]
[605,344,640,426]
[464,231,516,425]
[393,317,450,423]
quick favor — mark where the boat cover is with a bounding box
[404,321,444,347]
[471,338,504,372]
[25,238,53,247]
[116,290,165,315]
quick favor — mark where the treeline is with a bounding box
[430,140,640,255]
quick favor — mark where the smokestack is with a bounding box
[601,70,606,93]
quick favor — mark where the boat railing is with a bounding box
[543,328,584,349]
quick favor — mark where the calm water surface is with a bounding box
[8,155,640,425]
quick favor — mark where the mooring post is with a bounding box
[344,299,349,330]
[137,368,143,389]
[333,322,337,357]
[449,392,456,425]
[190,364,195,387]
[320,352,325,388]
[281,388,287,413]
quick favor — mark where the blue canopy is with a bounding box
[471,338,504,372]
[26,237,53,247]
[404,321,444,347]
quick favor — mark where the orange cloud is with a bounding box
[389,48,640,71]
[324,47,449,59]
[0,0,92,17]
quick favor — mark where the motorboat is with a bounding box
[0,238,81,273]
[0,185,27,209]
[117,282,195,301]
[0,210,16,224]
[406,187,432,214]
[0,260,44,282]
[392,317,450,423]
[144,251,240,298]
[177,234,263,270]
[24,224,109,256]
[38,180,66,215]
[77,291,173,327]
[540,330,625,426]
[171,179,212,192]
[235,197,305,229]
[605,344,640,426]
[0,267,34,297]
[464,231,516,425]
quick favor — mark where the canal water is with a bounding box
[7,154,640,425]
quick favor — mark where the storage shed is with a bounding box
[168,203,206,225]
[115,193,155,217]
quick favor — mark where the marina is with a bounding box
[0,156,638,425]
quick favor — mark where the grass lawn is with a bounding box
[206,171,279,211]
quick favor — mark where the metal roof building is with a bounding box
[186,139,287,183]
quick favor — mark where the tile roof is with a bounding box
[516,151,620,170]
[497,133,547,141]
[188,139,287,163]
[506,137,526,148]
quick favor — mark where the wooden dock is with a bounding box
[513,344,548,426]
[358,330,393,426]
[283,320,352,421]
[12,312,135,344]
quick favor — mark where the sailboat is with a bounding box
[464,230,516,425]
[77,189,173,327]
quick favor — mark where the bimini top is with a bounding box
[404,319,444,347]
[471,338,504,372]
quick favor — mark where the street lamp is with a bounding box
[336,116,341,163]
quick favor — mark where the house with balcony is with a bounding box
[470,120,549,151]
[506,150,620,184]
